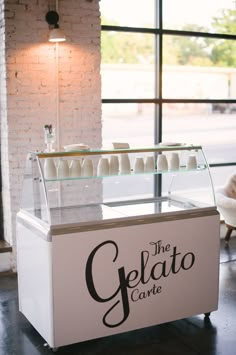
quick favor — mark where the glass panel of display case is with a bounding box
[20,154,50,224]
[20,145,216,227]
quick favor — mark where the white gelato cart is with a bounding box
[16,144,220,350]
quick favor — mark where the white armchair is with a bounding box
[216,174,236,242]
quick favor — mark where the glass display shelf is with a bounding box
[44,165,207,182]
[30,143,202,159]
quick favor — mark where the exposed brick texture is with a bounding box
[0,0,101,270]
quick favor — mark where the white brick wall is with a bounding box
[0,0,101,270]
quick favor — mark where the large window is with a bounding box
[100,0,236,188]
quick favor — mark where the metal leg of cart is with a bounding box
[204,312,211,318]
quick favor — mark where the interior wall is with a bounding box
[0,0,101,269]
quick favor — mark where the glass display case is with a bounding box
[20,144,216,231]
[17,144,220,350]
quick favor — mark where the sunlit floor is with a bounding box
[1,233,236,355]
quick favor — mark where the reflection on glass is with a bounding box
[102,103,155,147]
[109,200,185,217]
[50,204,125,226]
[162,103,236,165]
[163,35,236,99]
[163,0,235,34]
[100,0,155,28]
[101,32,155,99]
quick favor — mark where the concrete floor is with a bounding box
[0,236,236,355]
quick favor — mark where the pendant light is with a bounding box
[45,10,66,43]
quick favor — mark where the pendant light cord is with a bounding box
[55,0,62,208]
[55,0,60,151]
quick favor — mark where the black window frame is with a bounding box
[101,0,236,172]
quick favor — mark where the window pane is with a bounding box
[211,166,236,189]
[162,103,236,165]
[163,36,236,99]
[101,32,155,99]
[163,0,236,35]
[100,0,155,28]
[102,103,155,147]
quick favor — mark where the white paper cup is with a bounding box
[69,160,81,177]
[44,158,57,179]
[169,152,180,171]
[157,154,168,171]
[97,157,109,176]
[134,157,144,173]
[109,155,119,175]
[81,159,94,177]
[57,159,69,178]
[120,154,131,174]
[145,156,155,172]
[186,155,197,170]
